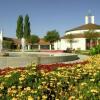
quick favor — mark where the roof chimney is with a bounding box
[85,11,95,24]
[85,16,89,24]
[91,16,94,24]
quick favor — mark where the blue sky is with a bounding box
[0,0,100,38]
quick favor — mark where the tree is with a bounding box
[84,30,99,48]
[44,30,60,50]
[30,35,40,44]
[65,33,75,49]
[16,15,23,39]
[24,14,31,41]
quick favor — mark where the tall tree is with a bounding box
[84,30,99,48]
[16,15,23,39]
[30,35,40,44]
[44,30,60,50]
[24,14,31,41]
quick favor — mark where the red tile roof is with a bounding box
[4,37,50,45]
[65,23,100,33]
[38,39,50,45]
[61,33,100,39]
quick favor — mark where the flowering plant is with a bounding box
[0,55,100,99]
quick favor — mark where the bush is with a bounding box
[89,45,100,55]
[3,40,13,50]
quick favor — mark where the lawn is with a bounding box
[0,55,100,100]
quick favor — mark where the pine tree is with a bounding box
[16,15,23,39]
[24,14,31,41]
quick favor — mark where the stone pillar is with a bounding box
[28,44,30,50]
[38,44,40,50]
[49,44,52,50]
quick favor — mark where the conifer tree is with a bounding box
[24,14,31,41]
[16,15,23,39]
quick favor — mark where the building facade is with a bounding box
[54,14,100,50]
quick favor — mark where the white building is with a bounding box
[54,13,100,50]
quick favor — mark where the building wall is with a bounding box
[72,38,86,50]
[54,39,68,50]
[54,38,86,50]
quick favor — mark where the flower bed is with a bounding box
[0,55,100,99]
[37,60,88,72]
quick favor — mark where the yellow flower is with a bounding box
[68,96,75,100]
[0,85,4,90]
[77,64,81,67]
[34,90,37,93]
[28,96,34,100]
[18,86,22,89]
[12,89,17,94]
[79,95,83,99]
[7,88,11,93]
[21,74,26,78]
[26,87,31,91]
[38,85,42,89]
[11,86,16,89]
[80,82,87,86]
[57,82,61,85]
[37,96,40,100]
[42,95,47,99]
[5,74,11,78]
[90,79,95,82]
[12,97,17,100]
[93,72,97,76]
[28,72,33,75]
[42,81,46,85]
[50,82,53,87]
[19,77,25,81]
[0,93,2,97]
[90,89,98,93]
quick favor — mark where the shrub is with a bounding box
[89,45,100,55]
[3,40,13,50]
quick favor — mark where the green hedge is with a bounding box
[89,45,100,55]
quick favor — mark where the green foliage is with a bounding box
[84,30,99,48]
[30,34,40,44]
[16,14,31,42]
[89,45,100,55]
[84,30,99,40]
[16,15,24,39]
[66,34,75,48]
[3,40,13,49]
[24,14,31,40]
[4,72,21,87]
[44,30,60,43]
